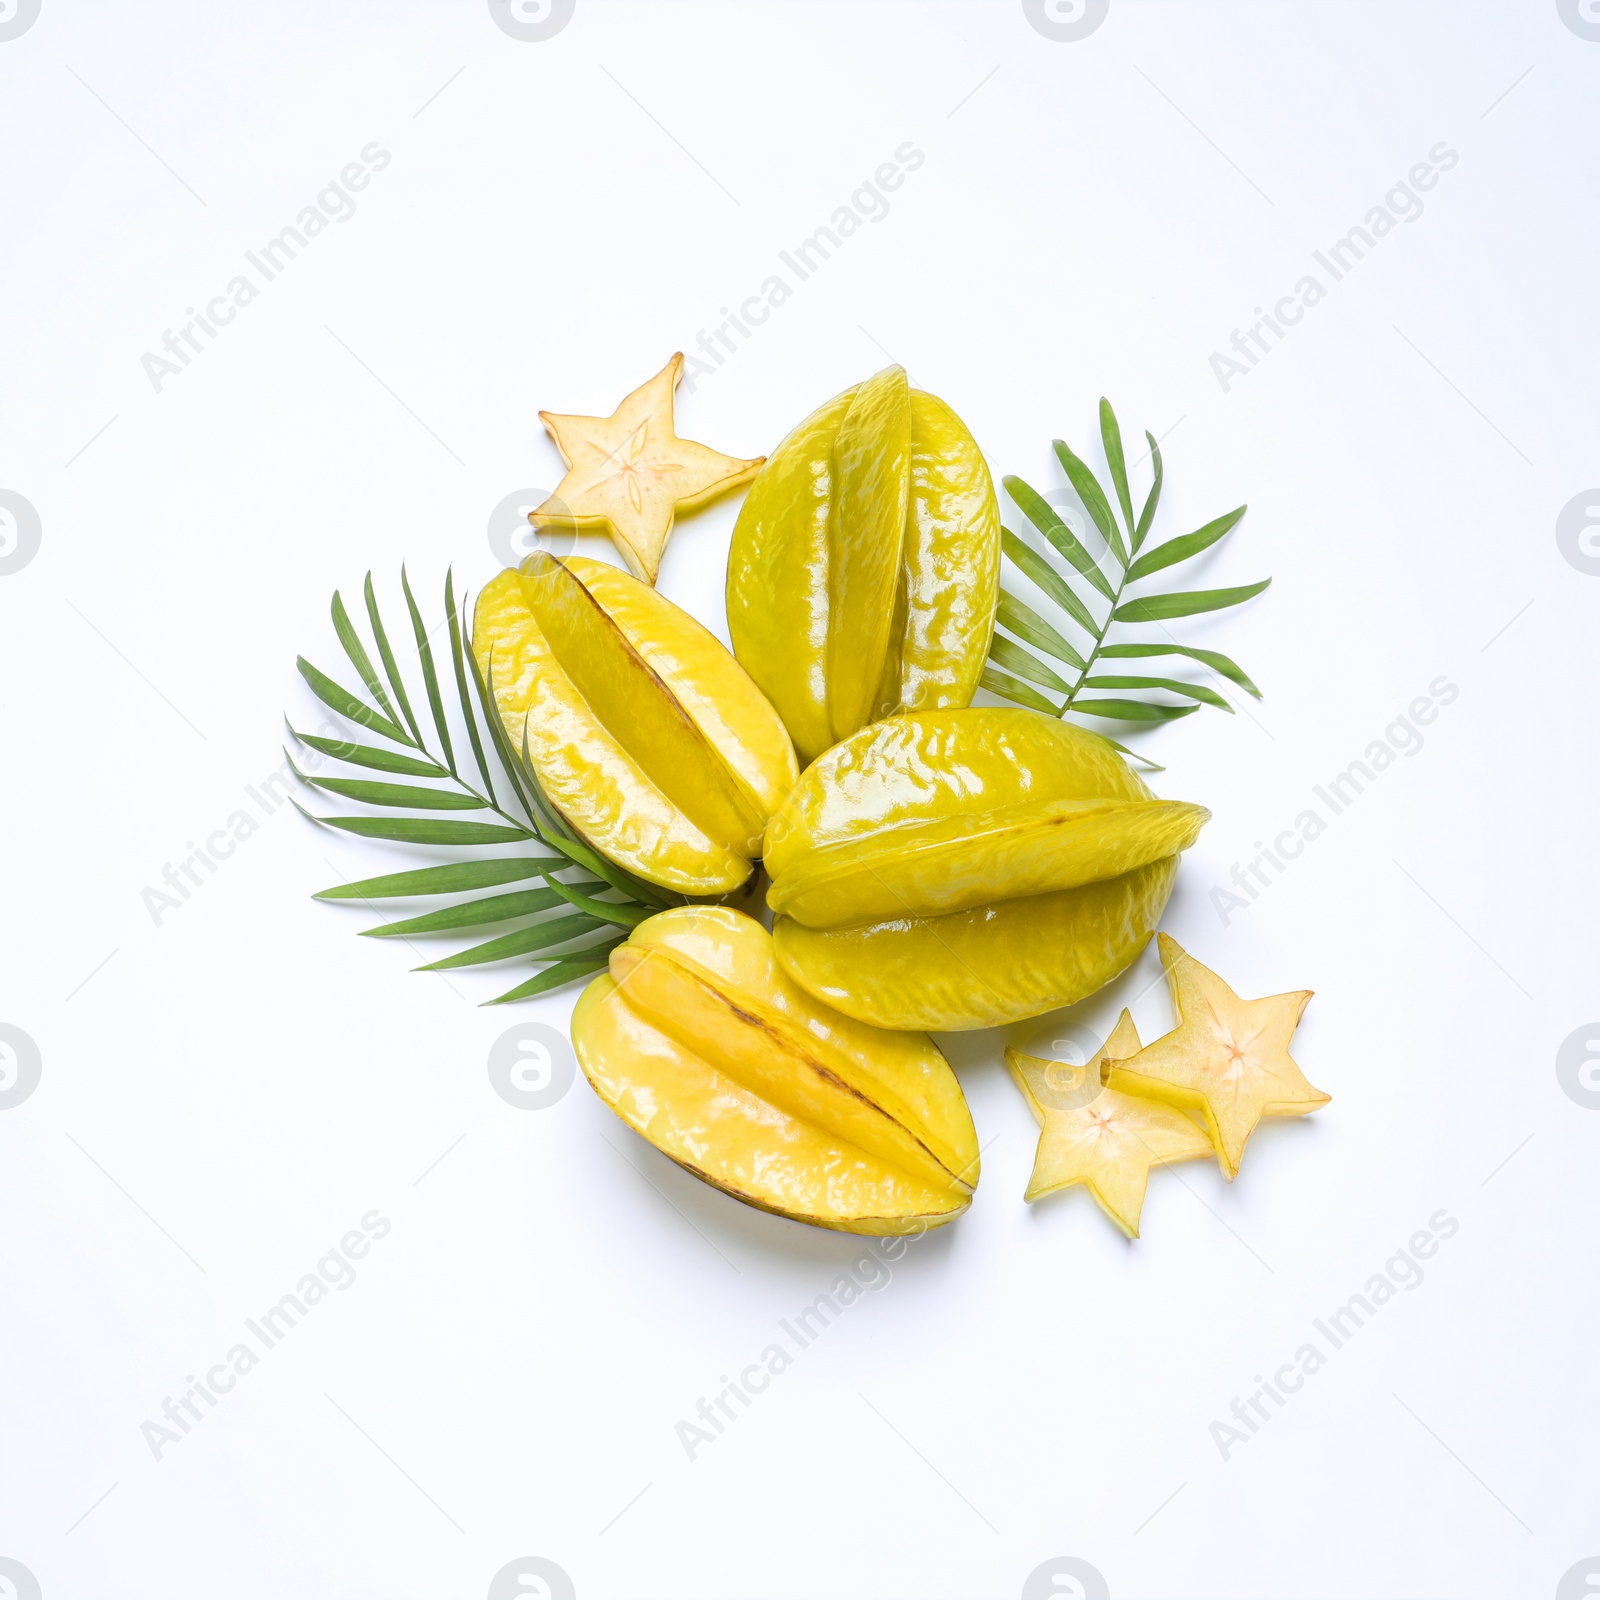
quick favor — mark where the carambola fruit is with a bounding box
[473,553,797,894]
[1008,1010,1214,1237]
[763,708,1210,1031]
[726,364,1000,765]
[1106,934,1328,1179]
[531,353,765,584]
[571,906,980,1233]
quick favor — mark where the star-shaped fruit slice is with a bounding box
[1007,1011,1215,1238]
[532,353,765,584]
[1107,934,1328,1180]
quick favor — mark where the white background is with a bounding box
[2,3,1597,1597]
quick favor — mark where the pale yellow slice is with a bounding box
[1108,934,1328,1179]
[1008,1011,1214,1237]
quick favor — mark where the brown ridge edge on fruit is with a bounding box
[623,945,972,1191]
[546,556,769,828]
[530,557,700,740]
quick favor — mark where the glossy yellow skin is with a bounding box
[775,859,1181,1033]
[726,366,1000,765]
[765,709,1209,1030]
[571,907,980,1233]
[473,555,798,894]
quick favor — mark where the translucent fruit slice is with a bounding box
[1008,1010,1215,1238]
[572,908,979,1233]
[1107,934,1329,1179]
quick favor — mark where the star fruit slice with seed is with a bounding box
[1106,934,1329,1180]
[532,353,764,584]
[1008,1010,1215,1238]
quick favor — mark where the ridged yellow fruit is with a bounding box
[571,907,980,1233]
[473,554,797,894]
[726,365,1000,766]
[764,709,1210,1030]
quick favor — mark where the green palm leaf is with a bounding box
[1134,431,1163,550]
[447,570,499,809]
[291,569,682,1003]
[1002,475,1115,599]
[403,565,455,774]
[1098,642,1261,697]
[1114,580,1270,623]
[295,805,534,846]
[296,658,410,745]
[979,665,1062,716]
[1052,437,1125,567]
[361,886,573,937]
[1083,674,1233,712]
[287,751,488,810]
[985,405,1268,743]
[314,857,554,901]
[1099,398,1136,539]
[415,912,607,971]
[487,941,625,1004]
[995,591,1086,671]
[1001,528,1100,636]
[332,591,402,728]
[364,571,423,746]
[541,872,656,929]
[1071,698,1199,722]
[289,728,449,778]
[1125,507,1247,583]
[989,635,1073,695]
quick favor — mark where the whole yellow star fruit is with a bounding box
[764,708,1210,1030]
[726,365,1000,765]
[571,906,980,1234]
[473,553,797,894]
